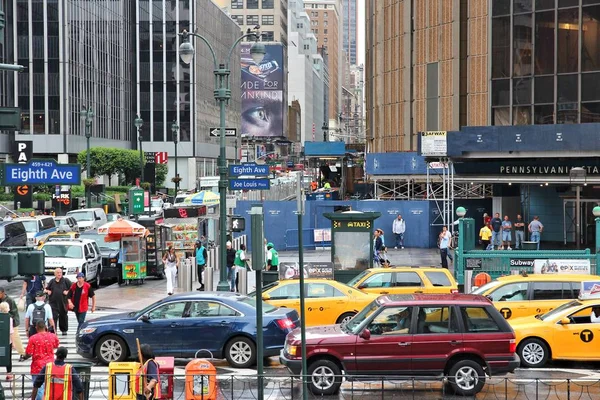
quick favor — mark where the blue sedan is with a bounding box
[76,292,300,368]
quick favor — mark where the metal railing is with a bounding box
[4,373,600,400]
[237,181,297,201]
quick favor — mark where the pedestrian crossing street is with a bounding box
[4,309,122,399]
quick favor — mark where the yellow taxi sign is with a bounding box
[578,281,600,300]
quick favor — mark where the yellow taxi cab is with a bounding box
[471,273,599,320]
[258,278,378,326]
[37,230,80,249]
[347,267,459,295]
[510,281,600,368]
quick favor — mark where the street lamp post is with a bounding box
[80,107,94,207]
[171,121,179,193]
[178,28,266,293]
[134,114,144,184]
[322,122,328,142]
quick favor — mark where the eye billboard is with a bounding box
[241,43,285,138]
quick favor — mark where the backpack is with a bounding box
[31,304,46,326]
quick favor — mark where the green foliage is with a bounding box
[140,182,152,190]
[105,186,131,193]
[117,149,145,185]
[78,148,145,185]
[0,193,13,201]
[33,193,51,201]
[82,178,96,188]
[155,164,168,187]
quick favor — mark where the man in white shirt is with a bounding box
[591,306,600,323]
[392,215,406,249]
[438,227,452,269]
[24,291,55,337]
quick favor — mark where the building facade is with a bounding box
[214,0,288,46]
[366,0,600,152]
[341,0,357,65]
[2,0,134,157]
[305,0,341,127]
[134,0,242,190]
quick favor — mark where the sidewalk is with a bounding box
[95,247,442,311]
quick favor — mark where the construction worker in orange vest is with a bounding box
[31,347,83,400]
[135,344,160,400]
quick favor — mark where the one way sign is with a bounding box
[209,127,237,137]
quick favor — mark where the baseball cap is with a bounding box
[267,242,274,248]
[76,272,85,278]
[35,290,46,298]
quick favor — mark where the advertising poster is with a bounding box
[241,43,285,137]
[533,259,591,275]
[279,262,335,280]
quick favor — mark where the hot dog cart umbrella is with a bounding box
[98,219,149,284]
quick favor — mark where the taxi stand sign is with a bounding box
[578,281,600,300]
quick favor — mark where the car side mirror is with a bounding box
[357,284,366,290]
[38,241,43,246]
[140,315,150,323]
[86,254,95,259]
[262,294,271,301]
[359,329,371,340]
[560,317,570,325]
[96,216,101,221]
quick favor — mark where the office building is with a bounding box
[341,0,357,65]
[135,0,242,189]
[2,0,133,157]
[214,0,288,45]
[305,0,341,129]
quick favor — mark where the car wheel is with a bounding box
[448,359,486,396]
[308,359,342,396]
[336,312,356,324]
[92,269,101,288]
[519,338,549,368]
[225,336,256,368]
[95,335,128,365]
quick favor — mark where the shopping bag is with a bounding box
[17,297,25,312]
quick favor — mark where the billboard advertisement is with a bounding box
[241,43,285,138]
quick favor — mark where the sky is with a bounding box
[356,0,365,66]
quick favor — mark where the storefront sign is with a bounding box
[454,158,600,175]
[163,206,207,219]
[332,220,372,230]
[509,259,535,267]
[279,262,334,280]
[420,131,447,156]
[533,259,591,275]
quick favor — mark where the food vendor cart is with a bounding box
[98,218,149,285]
[158,206,211,264]
[137,215,165,278]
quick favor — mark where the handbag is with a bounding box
[17,298,25,312]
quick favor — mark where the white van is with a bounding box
[67,208,108,232]
[20,216,57,247]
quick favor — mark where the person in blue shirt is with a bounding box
[438,226,452,269]
[20,275,46,309]
[195,240,208,291]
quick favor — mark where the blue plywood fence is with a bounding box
[233,200,434,252]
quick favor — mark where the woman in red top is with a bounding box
[67,273,96,332]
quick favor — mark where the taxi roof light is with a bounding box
[578,281,600,300]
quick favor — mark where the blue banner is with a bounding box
[229,164,269,177]
[229,178,270,190]
[3,160,81,185]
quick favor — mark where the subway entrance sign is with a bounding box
[2,160,81,185]
[128,187,144,215]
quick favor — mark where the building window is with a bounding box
[582,5,600,72]
[324,37,328,43]
[231,0,243,9]
[261,31,274,41]
[492,17,511,78]
[324,29,328,34]
[324,21,328,26]
[557,9,579,73]
[247,15,259,25]
[312,29,318,34]
[535,11,555,75]
[262,15,274,25]
[262,0,274,8]
[324,12,328,18]
[247,0,259,9]
[513,14,532,76]
[231,15,244,25]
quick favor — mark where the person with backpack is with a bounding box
[24,291,55,338]
[266,242,279,271]
[20,275,46,309]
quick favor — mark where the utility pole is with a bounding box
[250,204,265,400]
[296,172,308,399]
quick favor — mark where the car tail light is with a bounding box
[450,289,459,294]
[276,318,295,330]
[509,339,516,353]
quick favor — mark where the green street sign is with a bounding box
[128,187,144,215]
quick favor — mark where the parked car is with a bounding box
[0,221,28,247]
[348,267,459,295]
[54,216,79,232]
[20,216,57,247]
[257,279,378,326]
[41,239,102,287]
[79,231,122,285]
[510,281,600,368]
[471,273,599,320]
[106,213,123,222]
[280,293,519,396]
[76,292,300,367]
[38,230,80,248]
[67,208,108,232]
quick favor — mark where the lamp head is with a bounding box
[250,41,266,64]
[134,114,143,129]
[179,40,194,65]
[456,206,467,218]
[80,107,93,121]
[171,122,179,144]
[593,206,600,218]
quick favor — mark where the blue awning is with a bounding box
[304,141,346,157]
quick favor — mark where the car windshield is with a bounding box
[346,270,370,287]
[68,211,94,222]
[151,199,162,208]
[247,282,279,297]
[345,300,380,334]
[107,214,120,222]
[21,220,39,233]
[0,228,5,241]
[540,300,582,321]
[471,280,502,294]
[55,219,67,226]
[80,233,119,251]
[43,244,83,259]
[237,296,278,313]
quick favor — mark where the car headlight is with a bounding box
[110,263,116,268]
[67,266,77,274]
[79,327,96,334]
[286,344,298,357]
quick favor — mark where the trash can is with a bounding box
[177,260,192,292]
[204,267,214,291]
[70,361,94,400]
[262,271,279,286]
[522,241,538,250]
[238,268,248,295]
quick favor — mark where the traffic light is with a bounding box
[18,251,45,275]
[229,216,246,232]
[0,253,17,280]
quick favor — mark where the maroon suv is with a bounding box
[280,294,519,396]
